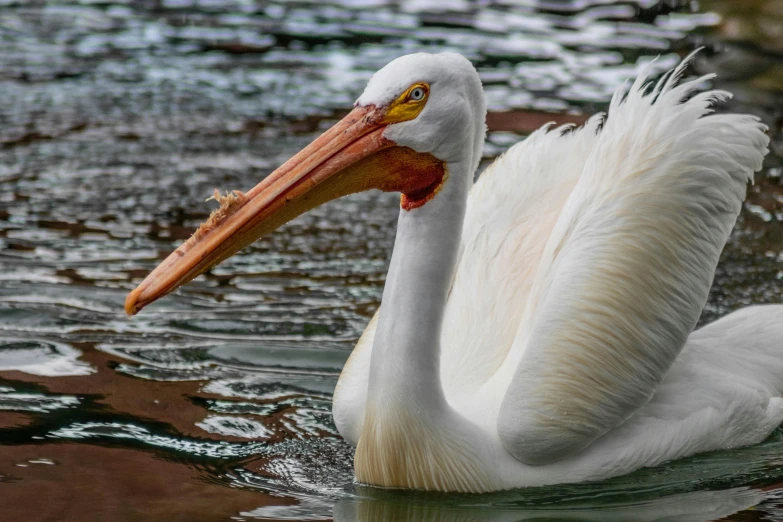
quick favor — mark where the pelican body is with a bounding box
[126,52,783,493]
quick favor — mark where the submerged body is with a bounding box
[127,52,782,492]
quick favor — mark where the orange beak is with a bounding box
[125,105,445,315]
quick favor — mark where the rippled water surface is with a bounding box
[1,0,783,520]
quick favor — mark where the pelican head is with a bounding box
[358,52,486,168]
[125,52,486,315]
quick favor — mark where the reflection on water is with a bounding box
[0,389,80,414]
[0,340,94,376]
[1,0,782,520]
[334,487,763,522]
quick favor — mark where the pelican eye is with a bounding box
[408,87,426,101]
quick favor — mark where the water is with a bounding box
[1,0,782,520]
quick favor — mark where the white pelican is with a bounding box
[126,51,783,493]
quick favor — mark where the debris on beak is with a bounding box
[194,189,247,242]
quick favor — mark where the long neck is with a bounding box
[368,159,472,411]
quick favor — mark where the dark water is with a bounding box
[1,0,782,520]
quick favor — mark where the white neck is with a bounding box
[355,158,501,492]
[368,159,472,412]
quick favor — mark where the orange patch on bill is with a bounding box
[401,168,448,210]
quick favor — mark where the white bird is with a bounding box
[125,51,783,493]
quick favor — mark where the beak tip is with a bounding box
[124,287,143,316]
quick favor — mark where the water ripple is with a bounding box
[1,0,783,519]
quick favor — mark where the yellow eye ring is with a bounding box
[383,83,430,124]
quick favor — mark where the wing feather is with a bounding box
[440,116,603,399]
[333,309,378,446]
[497,53,769,465]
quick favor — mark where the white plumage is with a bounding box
[126,50,781,493]
[333,52,783,491]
